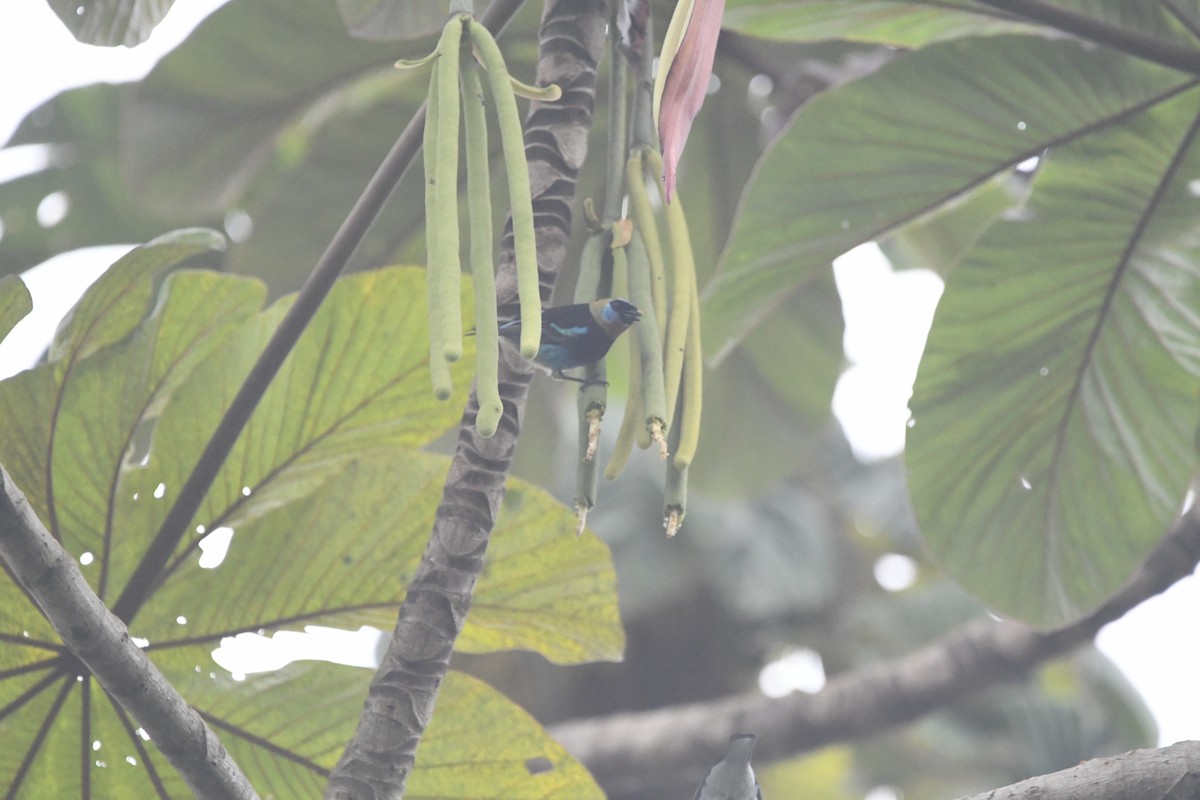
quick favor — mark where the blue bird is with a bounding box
[498,298,641,384]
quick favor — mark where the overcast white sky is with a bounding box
[1,0,1197,750]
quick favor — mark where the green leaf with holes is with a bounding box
[0,657,602,798]
[109,266,475,597]
[0,229,230,545]
[141,451,623,664]
[0,247,620,794]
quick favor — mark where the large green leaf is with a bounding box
[907,88,1200,626]
[50,228,226,363]
[45,0,176,46]
[0,659,602,798]
[217,4,540,292]
[703,35,1197,355]
[121,0,412,216]
[110,266,474,598]
[51,268,263,568]
[0,84,190,275]
[408,671,605,799]
[0,229,228,543]
[0,250,620,793]
[722,0,1034,46]
[141,452,623,664]
[878,171,1031,278]
[4,0,543,287]
[145,661,603,798]
[0,276,33,345]
[721,0,1200,48]
[221,67,437,292]
[335,0,494,41]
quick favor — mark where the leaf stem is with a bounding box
[469,18,543,359]
[973,0,1200,74]
[1161,0,1200,46]
[603,18,630,223]
[462,59,504,436]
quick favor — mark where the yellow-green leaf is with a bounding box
[141,452,624,665]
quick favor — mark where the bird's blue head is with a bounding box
[601,299,641,326]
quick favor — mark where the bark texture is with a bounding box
[324,2,607,798]
[956,740,1200,800]
[550,508,1200,797]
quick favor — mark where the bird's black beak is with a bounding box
[618,305,642,325]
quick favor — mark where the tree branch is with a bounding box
[956,740,1200,800]
[324,1,608,797]
[971,0,1200,75]
[0,467,259,800]
[550,509,1200,797]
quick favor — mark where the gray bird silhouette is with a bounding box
[693,734,762,800]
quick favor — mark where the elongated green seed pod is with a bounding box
[624,241,652,453]
[424,63,453,400]
[570,232,610,460]
[461,59,503,436]
[468,19,541,359]
[575,232,607,304]
[575,232,609,467]
[581,380,604,462]
[625,149,668,330]
[603,31,629,223]
[647,148,694,430]
[435,16,465,363]
[604,353,642,479]
[605,244,641,480]
[626,229,668,456]
[574,397,601,523]
[663,406,687,537]
[673,277,703,468]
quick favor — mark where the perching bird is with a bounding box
[498,298,641,384]
[694,734,762,800]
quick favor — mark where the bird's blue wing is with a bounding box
[540,320,590,345]
[499,317,589,344]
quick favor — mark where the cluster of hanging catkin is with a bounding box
[418,12,554,436]
[569,161,701,538]
[417,7,701,537]
[571,7,702,539]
